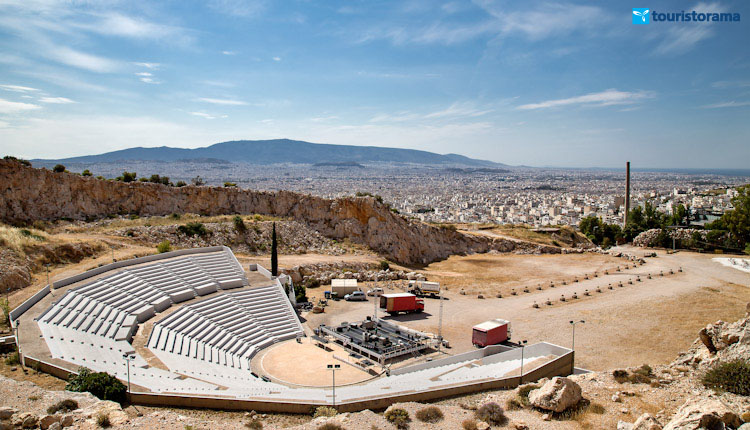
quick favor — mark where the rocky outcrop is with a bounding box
[281,261,410,286]
[663,397,742,430]
[528,377,582,413]
[673,315,750,369]
[633,228,707,248]
[0,160,561,265]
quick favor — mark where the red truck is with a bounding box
[379,293,424,315]
[472,319,511,347]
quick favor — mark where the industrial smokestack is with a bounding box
[624,161,631,225]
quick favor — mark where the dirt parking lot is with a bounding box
[304,247,750,371]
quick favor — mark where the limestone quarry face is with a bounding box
[0,160,561,265]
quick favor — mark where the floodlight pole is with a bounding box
[327,364,340,408]
[570,320,585,351]
[437,290,444,352]
[123,354,133,400]
[519,339,528,385]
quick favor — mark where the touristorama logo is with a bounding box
[633,8,650,24]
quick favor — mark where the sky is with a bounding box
[0,0,748,168]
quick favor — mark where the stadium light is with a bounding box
[569,320,585,351]
[519,340,528,385]
[327,364,341,408]
[123,354,135,400]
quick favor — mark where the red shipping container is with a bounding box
[472,319,510,347]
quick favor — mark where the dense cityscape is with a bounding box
[46,161,748,228]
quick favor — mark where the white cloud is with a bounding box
[702,101,750,109]
[0,98,41,113]
[139,77,161,84]
[711,80,750,89]
[190,111,227,119]
[222,50,236,55]
[49,46,120,73]
[77,12,191,45]
[39,97,75,104]
[272,56,281,62]
[135,72,152,77]
[423,102,493,119]
[208,0,266,17]
[134,62,161,70]
[0,84,40,93]
[517,89,653,110]
[654,2,728,55]
[197,97,248,106]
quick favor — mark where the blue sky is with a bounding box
[0,0,748,168]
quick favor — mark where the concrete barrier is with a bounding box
[9,285,50,323]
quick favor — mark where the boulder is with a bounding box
[60,415,74,427]
[40,415,60,430]
[618,421,634,430]
[632,413,662,430]
[0,407,15,420]
[476,421,490,430]
[48,423,62,430]
[13,413,38,429]
[738,424,750,430]
[528,377,582,413]
[664,397,741,430]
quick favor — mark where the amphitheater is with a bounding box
[10,247,574,412]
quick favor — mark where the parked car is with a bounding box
[367,288,384,297]
[344,291,368,301]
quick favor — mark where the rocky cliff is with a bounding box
[0,160,558,265]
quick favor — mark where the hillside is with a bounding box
[0,160,550,266]
[32,139,505,167]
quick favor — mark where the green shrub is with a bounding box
[175,180,187,187]
[505,398,523,410]
[313,406,337,418]
[475,402,507,426]
[305,278,321,289]
[82,169,92,176]
[317,424,344,430]
[66,367,126,403]
[119,171,137,182]
[245,420,263,429]
[233,215,247,233]
[612,369,629,383]
[47,399,79,414]
[224,182,237,187]
[157,240,171,253]
[517,384,540,406]
[415,406,443,423]
[96,411,111,428]
[379,260,390,271]
[177,222,207,237]
[53,164,66,173]
[4,350,20,365]
[385,408,411,429]
[462,419,478,430]
[3,155,31,166]
[703,360,750,396]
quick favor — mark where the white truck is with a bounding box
[407,280,440,298]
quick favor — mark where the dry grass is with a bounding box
[0,224,50,253]
[63,213,288,234]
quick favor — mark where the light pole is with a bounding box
[15,320,22,366]
[518,340,528,384]
[327,364,341,408]
[123,354,134,400]
[569,320,585,350]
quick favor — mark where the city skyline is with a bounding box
[1,0,749,168]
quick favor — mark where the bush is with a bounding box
[175,180,187,187]
[233,215,247,233]
[177,222,207,237]
[66,367,126,403]
[703,360,750,396]
[415,406,443,423]
[4,350,20,365]
[317,424,344,430]
[47,399,79,414]
[82,169,92,176]
[245,420,263,429]
[53,164,66,173]
[384,408,411,429]
[313,406,337,418]
[505,398,523,410]
[119,171,137,182]
[475,402,507,426]
[305,278,321,289]
[157,240,171,253]
[96,411,111,428]
[224,182,237,187]
[517,384,540,406]
[462,419,479,430]
[379,260,390,271]
[3,155,31,166]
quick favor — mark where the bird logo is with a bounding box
[633,9,649,22]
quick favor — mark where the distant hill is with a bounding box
[34,139,504,167]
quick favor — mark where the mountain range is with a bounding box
[34,139,504,167]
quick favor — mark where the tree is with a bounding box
[191,176,205,186]
[719,185,750,250]
[66,367,126,404]
[53,164,66,173]
[271,222,278,277]
[81,169,92,176]
[233,215,247,233]
[119,171,137,182]
[175,180,187,187]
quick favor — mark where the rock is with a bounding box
[40,415,60,430]
[632,413,662,430]
[48,423,62,430]
[741,411,750,423]
[699,327,718,354]
[60,415,74,427]
[738,424,750,430]
[476,421,490,430]
[0,407,16,420]
[542,413,551,421]
[618,421,634,430]
[613,393,623,403]
[14,413,38,429]
[664,397,741,430]
[528,377,582,413]
[513,422,529,430]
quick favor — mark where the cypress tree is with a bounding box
[271,222,278,277]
